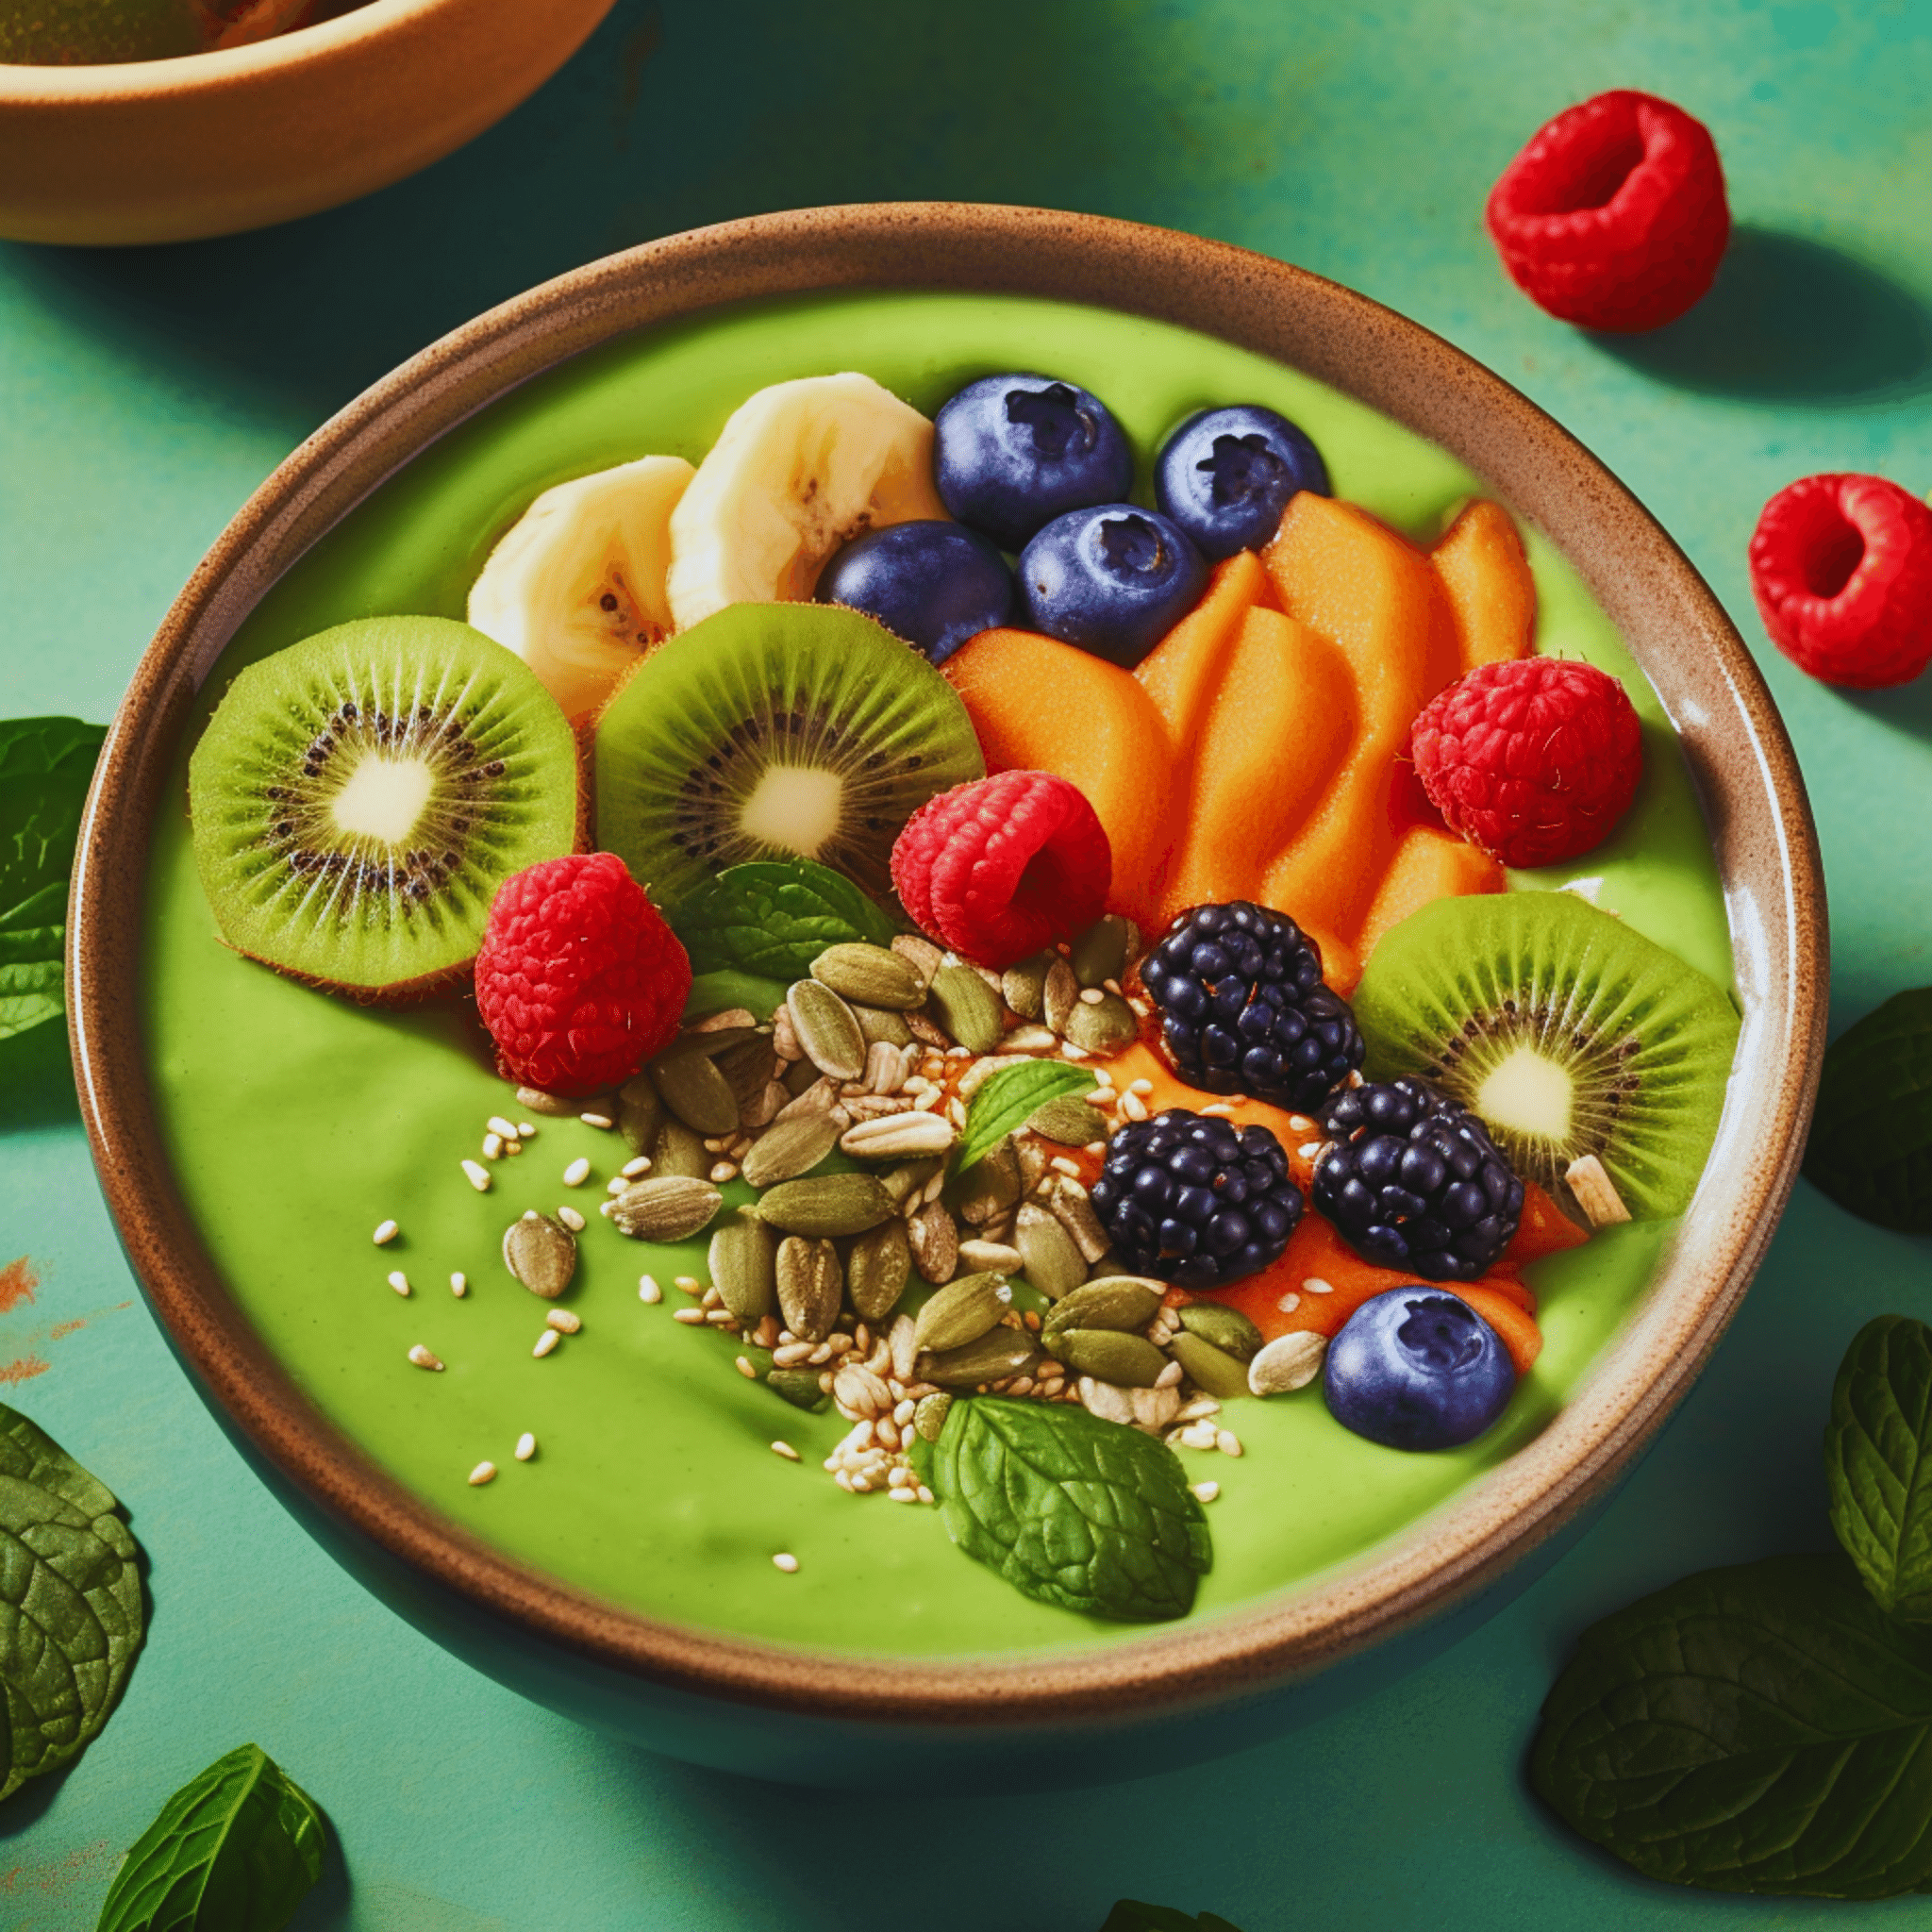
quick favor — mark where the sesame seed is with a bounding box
[562,1157,591,1187]
[533,1329,560,1357]
[1275,1291,1301,1313]
[387,1271,410,1296]
[1216,1429,1243,1458]
[675,1275,703,1294]
[580,1112,614,1130]
[772,1553,799,1573]
[450,1272,467,1298]
[468,1461,496,1486]
[408,1344,442,1371]
[709,1160,739,1183]
[622,1156,653,1177]
[771,1441,800,1461]
[461,1160,491,1192]
[1077,986,1105,1006]
[639,1275,662,1304]
[489,1116,520,1139]
[373,1219,399,1245]
[1191,1480,1221,1503]
[515,1432,537,1461]
[557,1206,586,1232]
[517,1122,538,1139]
[734,1355,758,1380]
[672,1307,706,1324]
[1303,1276,1335,1295]
[546,1308,581,1334]
[483,1132,505,1159]
[607,1176,628,1195]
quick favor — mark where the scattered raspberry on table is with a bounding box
[891,769,1111,969]
[1486,89,1729,332]
[475,851,691,1095]
[1749,473,1932,689]
[1411,657,1642,870]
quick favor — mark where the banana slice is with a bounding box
[665,373,949,630]
[467,455,694,722]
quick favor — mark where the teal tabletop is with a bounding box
[3,2,1930,1925]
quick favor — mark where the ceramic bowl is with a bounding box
[0,0,615,246]
[69,205,1826,1789]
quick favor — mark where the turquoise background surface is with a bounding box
[2,0,1929,1924]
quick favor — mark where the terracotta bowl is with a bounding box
[70,205,1826,1789]
[0,0,615,246]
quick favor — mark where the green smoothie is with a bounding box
[141,291,1733,1657]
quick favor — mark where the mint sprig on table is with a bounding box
[0,1400,144,1802]
[1805,989,1932,1232]
[669,858,900,979]
[1532,1313,1932,1897]
[955,1058,1096,1174]
[96,1742,325,1932]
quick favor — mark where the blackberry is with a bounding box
[1313,1076,1524,1282]
[1089,1108,1304,1290]
[1141,900,1364,1111]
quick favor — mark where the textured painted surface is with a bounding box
[1,0,1928,1924]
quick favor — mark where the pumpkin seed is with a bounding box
[649,1117,710,1179]
[914,1272,1011,1354]
[846,1219,911,1323]
[775,1236,842,1342]
[1041,958,1081,1034]
[913,1391,954,1441]
[1062,990,1140,1053]
[782,1055,823,1097]
[1248,1330,1329,1396]
[501,1211,576,1299]
[811,942,926,1010]
[917,1329,1041,1389]
[908,1201,959,1283]
[839,1111,957,1160]
[648,1042,741,1136]
[1028,1094,1108,1145]
[1178,1302,1265,1362]
[854,1003,915,1047]
[609,1175,724,1242]
[1167,1330,1253,1400]
[1070,913,1136,990]
[925,964,1004,1055]
[881,1157,943,1207]
[786,978,866,1081]
[616,1074,665,1154]
[768,1367,831,1412]
[1044,1328,1169,1387]
[739,1114,841,1189]
[1014,1201,1087,1299]
[1042,1276,1164,1337]
[754,1173,894,1238]
[708,1210,777,1325]
[1001,950,1055,1021]
[955,1138,1021,1225]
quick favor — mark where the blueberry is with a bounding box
[1017,505,1208,669]
[934,375,1134,551]
[1323,1288,1516,1452]
[1154,406,1330,559]
[815,521,1014,665]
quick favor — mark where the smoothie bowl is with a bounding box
[71,205,1824,1788]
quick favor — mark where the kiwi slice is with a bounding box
[593,602,984,908]
[1353,891,1740,1220]
[189,616,578,992]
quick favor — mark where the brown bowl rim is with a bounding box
[68,202,1827,1727]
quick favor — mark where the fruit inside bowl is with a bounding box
[143,289,1740,1657]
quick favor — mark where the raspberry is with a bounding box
[1486,90,1728,332]
[890,770,1111,969]
[1748,474,1932,689]
[1411,658,1641,870]
[475,852,691,1096]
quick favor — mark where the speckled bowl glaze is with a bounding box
[69,205,1826,1789]
[0,0,615,246]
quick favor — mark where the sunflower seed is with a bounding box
[957,1052,1035,1099]
[1070,914,1137,990]
[811,942,927,1010]
[1166,1330,1254,1400]
[775,1236,842,1342]
[1042,1276,1165,1337]
[502,1211,577,1299]
[1045,1328,1169,1387]
[847,1218,912,1323]
[1178,1302,1266,1362]
[786,978,867,1081]
[1062,990,1139,1053]
[754,1173,895,1238]
[839,1110,956,1161]
[917,1328,1041,1389]
[648,1043,741,1137]
[924,965,1004,1056]
[608,1175,724,1242]
[708,1210,778,1326]
[1046,1179,1111,1263]
[715,1035,781,1112]
[1014,1201,1087,1299]
[907,1200,959,1283]
[740,1114,841,1189]
[914,1272,1012,1353]
[1041,958,1081,1034]
[1248,1329,1329,1395]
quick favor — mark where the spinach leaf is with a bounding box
[0,1402,144,1802]
[96,1742,325,1932]
[669,860,901,980]
[1827,1315,1932,1619]
[1098,1906,1244,1932]
[1531,1553,1932,1897]
[931,1397,1209,1623]
[955,1060,1096,1174]
[1805,990,1932,1232]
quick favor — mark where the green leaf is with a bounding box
[931,1397,1209,1623]
[955,1060,1096,1174]
[0,1402,144,1803]
[96,1742,326,1932]
[1099,1907,1245,1932]
[669,860,901,980]
[0,951,65,1043]
[1826,1315,1932,1619]
[1806,989,1932,1232]
[1530,1553,1932,1898]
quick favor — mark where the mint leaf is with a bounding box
[0,951,65,1044]
[1806,989,1932,1232]
[96,1742,325,1931]
[1827,1315,1932,1619]
[956,1060,1095,1174]
[1531,1553,1932,1897]
[931,1397,1209,1623]
[1100,1907,1246,1932]
[0,1402,144,1803]
[669,860,900,980]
